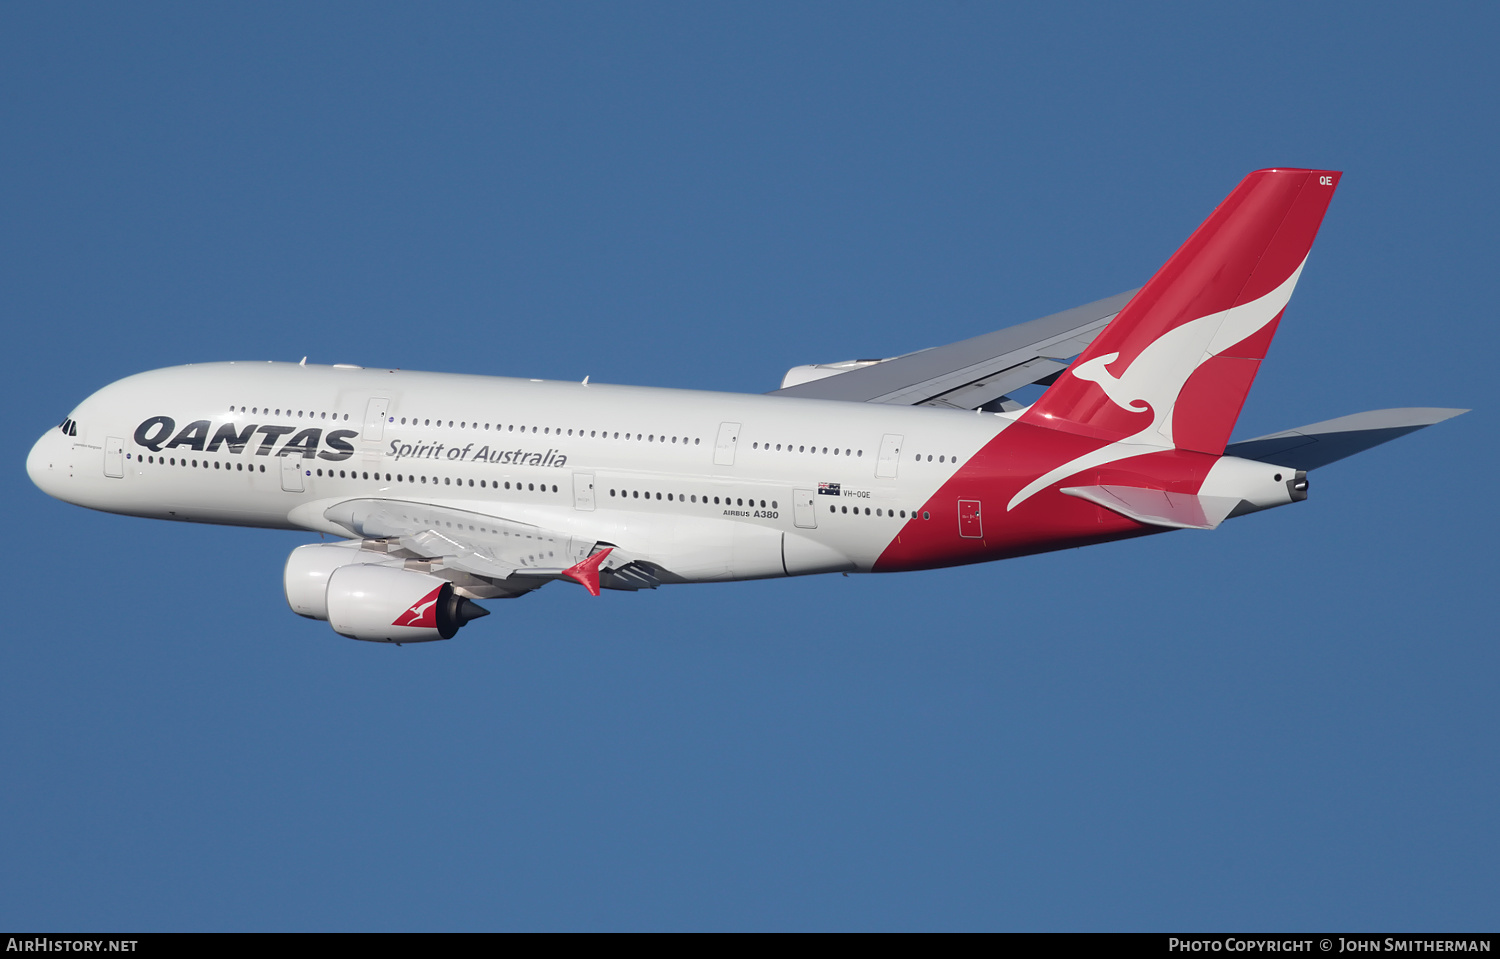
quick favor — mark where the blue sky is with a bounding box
[2,3,1495,930]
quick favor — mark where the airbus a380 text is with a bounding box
[28,170,1465,643]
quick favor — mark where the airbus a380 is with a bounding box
[27,169,1465,643]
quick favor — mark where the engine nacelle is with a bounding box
[284,542,402,620]
[325,564,489,643]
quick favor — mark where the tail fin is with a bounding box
[1022,169,1341,455]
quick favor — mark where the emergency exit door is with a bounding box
[714,422,741,466]
[362,397,390,442]
[793,489,817,529]
[104,437,124,478]
[573,472,596,511]
[958,499,982,538]
[281,456,305,492]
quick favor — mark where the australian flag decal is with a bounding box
[818,482,841,496]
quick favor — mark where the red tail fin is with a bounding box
[1023,169,1341,455]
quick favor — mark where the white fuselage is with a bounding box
[28,362,1014,581]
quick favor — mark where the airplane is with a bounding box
[26,168,1466,643]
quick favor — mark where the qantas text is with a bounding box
[134,416,356,460]
[132,417,570,468]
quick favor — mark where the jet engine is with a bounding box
[324,564,489,643]
[284,543,489,642]
[283,542,401,620]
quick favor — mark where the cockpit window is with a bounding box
[59,418,77,436]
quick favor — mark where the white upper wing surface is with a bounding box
[769,289,1138,410]
[322,499,652,597]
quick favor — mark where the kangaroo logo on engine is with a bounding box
[393,586,444,628]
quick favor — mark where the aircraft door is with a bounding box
[876,433,903,479]
[362,398,390,442]
[793,488,817,529]
[281,456,305,492]
[573,472,596,511]
[714,422,741,466]
[104,437,124,478]
[958,499,982,538]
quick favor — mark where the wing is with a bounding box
[769,289,1138,410]
[1225,408,1469,471]
[321,499,661,598]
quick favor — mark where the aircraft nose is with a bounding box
[27,429,66,500]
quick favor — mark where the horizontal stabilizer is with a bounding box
[1061,485,1241,530]
[1225,408,1468,470]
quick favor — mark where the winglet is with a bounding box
[561,547,614,597]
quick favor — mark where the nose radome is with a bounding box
[27,430,64,500]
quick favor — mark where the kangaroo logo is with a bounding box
[1008,256,1308,511]
[393,585,444,627]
